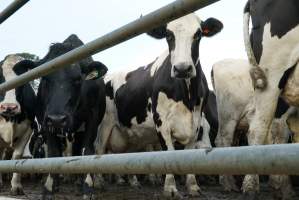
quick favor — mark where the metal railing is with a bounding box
[0,144,298,175]
[0,0,220,93]
[0,0,29,25]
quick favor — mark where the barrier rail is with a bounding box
[0,0,220,93]
[0,0,29,25]
[0,144,298,175]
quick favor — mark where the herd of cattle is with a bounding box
[0,0,299,200]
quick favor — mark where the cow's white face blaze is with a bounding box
[0,55,23,116]
[147,13,223,79]
[167,14,201,78]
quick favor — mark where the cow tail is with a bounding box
[243,1,268,90]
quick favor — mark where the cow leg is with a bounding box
[94,113,115,191]
[215,120,240,192]
[42,135,61,200]
[268,119,295,200]
[11,127,31,195]
[157,127,182,200]
[183,142,201,197]
[115,174,126,186]
[81,122,99,200]
[243,83,281,200]
[128,175,141,189]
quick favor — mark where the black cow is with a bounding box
[243,1,299,199]
[96,13,222,198]
[17,34,107,200]
[0,54,36,195]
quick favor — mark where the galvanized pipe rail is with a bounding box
[0,0,29,25]
[0,0,220,93]
[0,144,299,175]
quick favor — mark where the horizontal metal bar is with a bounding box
[0,144,298,175]
[0,0,220,93]
[0,0,29,25]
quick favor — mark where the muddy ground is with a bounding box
[1,176,299,200]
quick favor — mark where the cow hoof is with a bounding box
[11,187,24,195]
[83,194,96,200]
[116,178,126,186]
[188,185,202,197]
[219,176,240,192]
[243,191,259,200]
[163,190,183,200]
[83,183,95,199]
[42,187,55,200]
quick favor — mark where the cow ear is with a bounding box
[201,18,223,37]
[13,60,37,75]
[84,61,108,80]
[147,25,167,39]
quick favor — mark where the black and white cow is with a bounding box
[213,59,296,200]
[17,34,108,200]
[242,1,299,198]
[96,13,223,198]
[0,54,36,195]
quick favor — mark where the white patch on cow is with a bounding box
[150,51,168,77]
[167,14,202,78]
[104,71,129,96]
[195,115,212,149]
[156,92,200,145]
[45,174,53,192]
[85,174,93,187]
[0,55,24,110]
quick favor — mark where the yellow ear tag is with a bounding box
[85,71,99,80]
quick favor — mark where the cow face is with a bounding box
[147,14,223,79]
[0,55,32,118]
[18,43,108,134]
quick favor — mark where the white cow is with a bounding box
[213,59,295,199]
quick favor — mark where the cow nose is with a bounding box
[46,114,67,127]
[0,103,19,114]
[173,64,194,79]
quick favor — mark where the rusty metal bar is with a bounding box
[0,144,298,175]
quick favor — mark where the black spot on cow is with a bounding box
[197,127,204,141]
[106,80,114,100]
[278,65,296,90]
[274,97,290,118]
[246,0,299,63]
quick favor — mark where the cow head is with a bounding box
[17,35,108,135]
[0,55,34,119]
[147,14,223,79]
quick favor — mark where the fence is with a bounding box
[0,0,29,25]
[0,144,299,175]
[0,0,297,176]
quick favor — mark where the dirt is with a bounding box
[0,176,298,200]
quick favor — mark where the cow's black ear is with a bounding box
[84,61,108,80]
[201,18,223,37]
[13,60,37,75]
[147,25,167,39]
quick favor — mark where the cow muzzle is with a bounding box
[172,63,195,79]
[46,114,67,128]
[0,103,21,117]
